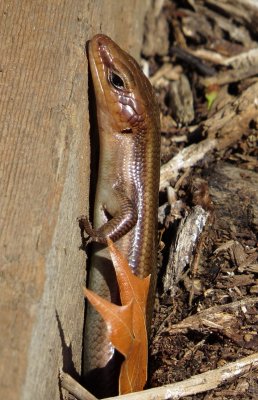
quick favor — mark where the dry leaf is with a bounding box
[84,239,150,394]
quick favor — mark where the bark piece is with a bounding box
[164,205,209,293]
[207,162,258,241]
[142,0,169,57]
[169,74,194,125]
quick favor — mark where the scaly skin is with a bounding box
[82,34,160,397]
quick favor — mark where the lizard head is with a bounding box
[88,34,159,136]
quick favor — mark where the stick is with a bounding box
[60,352,258,400]
[59,370,98,400]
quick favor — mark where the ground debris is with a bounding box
[143,0,258,398]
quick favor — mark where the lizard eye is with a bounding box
[109,71,125,90]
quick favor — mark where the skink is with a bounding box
[82,34,160,398]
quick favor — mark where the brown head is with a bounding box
[88,34,160,135]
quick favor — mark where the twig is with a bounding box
[105,352,258,399]
[60,352,258,400]
[160,139,217,190]
[59,370,98,400]
[153,296,258,342]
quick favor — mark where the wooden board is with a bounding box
[0,1,150,399]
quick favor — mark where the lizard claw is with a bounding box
[78,215,107,244]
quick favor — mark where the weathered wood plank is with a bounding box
[0,1,150,399]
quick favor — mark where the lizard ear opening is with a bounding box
[121,127,133,134]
